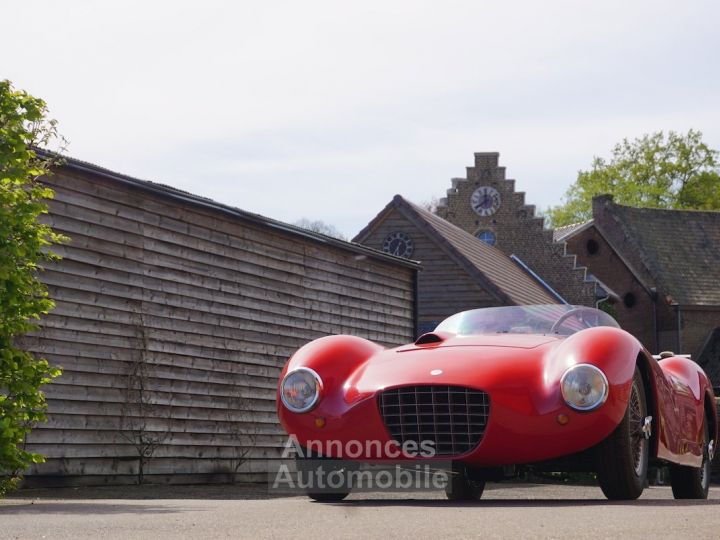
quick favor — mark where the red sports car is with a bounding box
[277,305,716,501]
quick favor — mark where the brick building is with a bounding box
[436,152,599,306]
[354,195,558,335]
[556,195,720,388]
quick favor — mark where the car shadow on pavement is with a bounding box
[338,498,720,508]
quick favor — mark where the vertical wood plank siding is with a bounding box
[21,169,416,485]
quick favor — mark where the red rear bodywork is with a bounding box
[277,327,717,469]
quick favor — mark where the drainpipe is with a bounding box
[650,288,658,354]
[673,303,682,353]
[412,269,419,339]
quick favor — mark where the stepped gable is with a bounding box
[436,152,598,306]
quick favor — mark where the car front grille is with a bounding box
[378,385,490,456]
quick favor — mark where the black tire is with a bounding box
[296,455,351,503]
[307,491,350,502]
[597,367,649,500]
[444,466,486,500]
[670,415,711,499]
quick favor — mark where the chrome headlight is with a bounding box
[560,364,609,411]
[280,368,322,413]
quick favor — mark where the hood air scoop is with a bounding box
[414,331,453,346]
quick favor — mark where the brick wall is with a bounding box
[564,225,720,362]
[564,226,656,350]
[437,153,596,306]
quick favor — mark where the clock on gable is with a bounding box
[382,231,414,258]
[470,186,501,217]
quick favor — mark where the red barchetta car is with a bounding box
[277,305,717,501]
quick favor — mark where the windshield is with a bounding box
[434,305,619,336]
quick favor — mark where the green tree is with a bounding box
[548,130,720,227]
[0,80,64,496]
[294,218,347,240]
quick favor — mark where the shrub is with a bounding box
[0,80,65,494]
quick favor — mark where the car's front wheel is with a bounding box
[296,455,351,502]
[444,466,486,500]
[669,414,711,499]
[596,367,649,500]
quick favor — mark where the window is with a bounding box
[586,239,600,255]
[623,292,637,309]
[476,230,496,246]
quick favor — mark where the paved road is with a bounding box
[2,484,720,539]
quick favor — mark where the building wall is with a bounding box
[680,308,720,362]
[564,227,656,350]
[359,208,498,335]
[21,167,416,486]
[566,224,720,366]
[436,153,596,306]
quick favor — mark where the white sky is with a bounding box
[5,0,720,238]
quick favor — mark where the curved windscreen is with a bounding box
[434,305,619,336]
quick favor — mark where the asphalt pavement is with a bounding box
[2,483,719,539]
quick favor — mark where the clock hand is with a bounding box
[394,244,402,256]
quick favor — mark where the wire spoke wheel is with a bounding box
[671,415,711,499]
[628,383,647,477]
[597,367,648,500]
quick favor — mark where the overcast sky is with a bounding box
[6,1,720,238]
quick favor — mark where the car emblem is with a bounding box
[430,369,443,376]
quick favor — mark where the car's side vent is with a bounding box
[414,332,444,345]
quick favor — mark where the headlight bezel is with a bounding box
[560,363,609,412]
[280,367,323,413]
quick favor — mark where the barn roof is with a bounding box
[45,152,421,270]
[354,195,559,306]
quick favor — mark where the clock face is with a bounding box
[382,232,414,258]
[470,186,501,217]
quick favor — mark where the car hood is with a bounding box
[343,334,564,402]
[398,333,560,351]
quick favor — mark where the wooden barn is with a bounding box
[21,155,420,486]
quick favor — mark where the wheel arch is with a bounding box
[635,352,660,459]
[703,391,718,448]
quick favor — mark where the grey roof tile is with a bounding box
[605,204,720,306]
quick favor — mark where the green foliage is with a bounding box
[548,130,720,227]
[0,80,64,493]
[597,299,618,321]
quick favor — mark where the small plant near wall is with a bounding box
[119,317,170,485]
[0,80,66,496]
[225,390,258,484]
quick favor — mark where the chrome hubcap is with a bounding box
[641,416,653,439]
